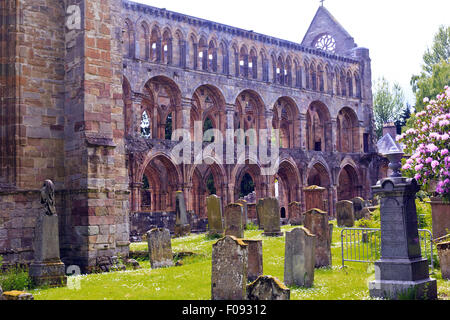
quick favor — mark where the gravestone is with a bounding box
[288,202,303,225]
[304,185,326,212]
[256,199,265,230]
[211,236,248,300]
[174,191,191,237]
[284,227,316,287]
[147,228,174,269]
[369,177,437,300]
[336,200,355,227]
[261,198,282,237]
[351,197,365,220]
[236,199,248,228]
[206,195,224,236]
[29,180,67,287]
[246,276,290,300]
[242,239,263,282]
[224,203,244,239]
[304,208,332,268]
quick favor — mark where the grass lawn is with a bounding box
[31,224,450,300]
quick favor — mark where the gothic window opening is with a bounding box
[240,172,255,199]
[165,113,173,140]
[140,110,151,139]
[314,34,336,53]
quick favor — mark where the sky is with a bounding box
[130,0,450,106]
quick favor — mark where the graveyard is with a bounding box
[18,222,449,300]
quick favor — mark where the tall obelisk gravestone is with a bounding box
[29,180,67,287]
[369,134,437,300]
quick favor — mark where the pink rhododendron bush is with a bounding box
[397,86,450,202]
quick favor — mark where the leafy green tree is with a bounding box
[373,77,406,138]
[411,25,450,111]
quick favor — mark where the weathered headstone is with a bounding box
[304,208,332,268]
[211,236,248,300]
[1,291,34,301]
[224,203,245,239]
[242,239,263,282]
[261,198,282,237]
[236,199,248,227]
[256,199,265,230]
[206,195,224,236]
[284,227,316,287]
[304,185,326,212]
[147,228,174,269]
[369,177,437,300]
[246,276,290,300]
[336,200,355,227]
[174,191,191,237]
[351,197,365,220]
[29,180,67,287]
[437,241,450,280]
[288,202,303,226]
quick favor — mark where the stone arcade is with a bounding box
[0,0,383,271]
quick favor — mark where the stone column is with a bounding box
[369,177,437,300]
[130,182,143,212]
[299,114,307,151]
[331,119,337,152]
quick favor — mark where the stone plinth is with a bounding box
[336,200,355,227]
[369,178,437,300]
[29,214,66,287]
[147,228,174,269]
[206,195,224,236]
[304,185,326,212]
[261,198,282,237]
[224,203,244,239]
[246,276,290,300]
[242,239,263,282]
[304,209,331,268]
[211,236,248,300]
[175,191,190,237]
[288,202,303,225]
[284,227,316,287]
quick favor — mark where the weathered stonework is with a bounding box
[147,228,174,269]
[242,239,263,282]
[0,1,383,269]
[246,276,290,301]
[304,208,332,268]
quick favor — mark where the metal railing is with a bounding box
[341,228,434,270]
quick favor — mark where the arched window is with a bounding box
[220,42,229,74]
[162,30,172,65]
[198,37,208,71]
[240,173,255,198]
[277,56,284,85]
[310,63,317,91]
[341,71,347,96]
[138,22,149,60]
[203,116,214,142]
[189,35,198,69]
[249,48,258,79]
[347,72,353,97]
[239,46,249,78]
[140,111,151,139]
[318,65,324,92]
[285,57,293,86]
[150,27,161,62]
[123,20,134,58]
[165,113,173,140]
[294,60,301,88]
[208,40,217,72]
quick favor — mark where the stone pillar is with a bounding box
[369,178,437,300]
[299,114,307,151]
[130,182,143,212]
[130,93,143,137]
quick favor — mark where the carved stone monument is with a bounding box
[284,227,316,287]
[304,185,326,212]
[147,228,174,269]
[211,236,248,300]
[369,134,437,300]
[304,208,331,268]
[336,200,355,227]
[242,239,263,282]
[174,191,190,237]
[29,180,67,287]
[261,198,282,237]
[206,195,224,236]
[224,203,244,239]
[288,202,303,226]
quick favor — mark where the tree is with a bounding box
[373,77,406,139]
[411,25,450,111]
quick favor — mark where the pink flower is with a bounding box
[426,144,439,153]
[426,157,433,164]
[414,173,421,180]
[415,164,424,171]
[442,149,449,156]
[403,164,412,170]
[431,161,440,169]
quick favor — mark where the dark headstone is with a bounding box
[261,198,282,237]
[336,200,355,227]
[174,191,190,237]
[147,228,174,268]
[369,178,437,300]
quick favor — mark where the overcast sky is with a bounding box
[130,0,449,106]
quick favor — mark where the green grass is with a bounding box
[30,224,450,300]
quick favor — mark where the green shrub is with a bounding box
[245,221,259,231]
[0,265,33,291]
[415,198,432,230]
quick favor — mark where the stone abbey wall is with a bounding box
[0,0,384,270]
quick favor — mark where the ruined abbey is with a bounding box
[0,0,384,271]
